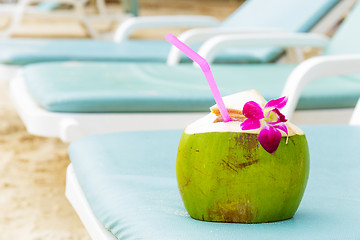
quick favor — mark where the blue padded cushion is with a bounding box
[0,40,171,65]
[219,0,339,63]
[24,62,360,112]
[0,0,338,65]
[69,126,360,239]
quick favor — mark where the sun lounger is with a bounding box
[10,0,360,142]
[0,0,349,81]
[65,102,360,239]
[0,0,136,39]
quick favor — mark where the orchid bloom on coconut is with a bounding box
[240,96,289,154]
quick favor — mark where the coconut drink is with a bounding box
[165,33,309,223]
[176,90,310,223]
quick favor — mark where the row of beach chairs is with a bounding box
[2,0,360,238]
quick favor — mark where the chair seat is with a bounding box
[0,38,286,65]
[68,126,360,239]
[24,62,360,112]
[0,39,171,65]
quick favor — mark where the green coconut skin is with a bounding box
[176,131,310,223]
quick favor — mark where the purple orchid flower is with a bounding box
[240,96,289,154]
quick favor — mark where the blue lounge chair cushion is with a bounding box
[68,126,360,239]
[0,39,280,65]
[222,0,338,31]
[0,0,338,65]
[0,40,171,65]
[24,62,360,112]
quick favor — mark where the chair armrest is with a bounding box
[166,28,286,65]
[350,98,360,126]
[113,15,220,42]
[280,54,360,120]
[197,33,330,64]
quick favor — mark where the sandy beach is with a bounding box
[0,1,242,239]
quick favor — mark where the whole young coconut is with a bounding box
[176,90,309,223]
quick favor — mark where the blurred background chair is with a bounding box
[0,0,350,81]
[9,0,360,142]
[0,0,138,38]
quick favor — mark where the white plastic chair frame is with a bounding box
[166,0,357,65]
[9,73,207,142]
[282,54,360,120]
[113,15,221,42]
[0,0,134,39]
[194,32,330,66]
[66,164,117,239]
[1,0,85,37]
[0,12,221,80]
[166,28,287,65]
[188,33,358,123]
[114,0,356,51]
[10,33,359,142]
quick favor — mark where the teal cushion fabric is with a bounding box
[24,62,360,112]
[0,0,338,65]
[69,126,360,239]
[219,0,339,63]
[222,0,338,30]
[325,0,360,55]
[0,39,171,65]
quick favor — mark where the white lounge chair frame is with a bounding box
[66,164,117,239]
[0,14,219,81]
[195,32,329,65]
[191,34,358,124]
[0,0,355,81]
[282,54,360,120]
[166,0,357,65]
[10,33,359,142]
[10,72,207,142]
[65,93,360,239]
[0,0,136,39]
[113,0,358,44]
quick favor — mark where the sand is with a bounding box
[0,1,242,239]
[0,80,87,239]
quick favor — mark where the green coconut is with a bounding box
[176,90,310,223]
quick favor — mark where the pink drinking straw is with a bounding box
[166,33,231,122]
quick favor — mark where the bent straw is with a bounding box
[166,33,231,122]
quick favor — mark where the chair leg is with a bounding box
[95,0,107,15]
[1,0,29,38]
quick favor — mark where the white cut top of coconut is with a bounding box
[210,89,267,113]
[185,113,304,136]
[185,90,304,136]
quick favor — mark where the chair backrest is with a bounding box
[325,1,360,55]
[221,0,339,32]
